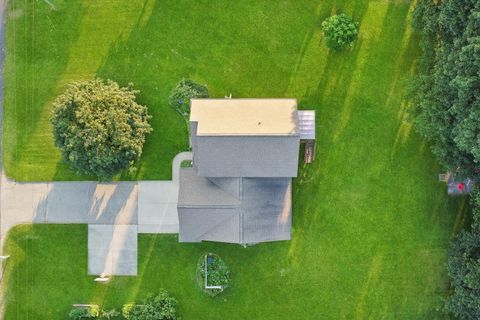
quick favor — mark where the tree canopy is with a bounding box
[447,187,480,319]
[51,79,152,179]
[411,0,480,179]
[413,2,480,317]
[446,229,480,319]
[321,13,359,50]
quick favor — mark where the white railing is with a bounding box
[204,254,222,290]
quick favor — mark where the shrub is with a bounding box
[101,308,120,319]
[469,187,480,231]
[180,160,192,168]
[69,308,87,320]
[51,79,152,180]
[168,79,208,118]
[68,305,100,319]
[321,13,359,49]
[122,304,134,318]
[197,253,231,297]
[446,230,480,319]
[124,290,178,320]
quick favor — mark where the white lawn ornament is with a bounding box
[94,273,110,283]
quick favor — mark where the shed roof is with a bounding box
[190,99,299,136]
[298,110,316,140]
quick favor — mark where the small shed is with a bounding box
[440,172,475,195]
[298,110,316,163]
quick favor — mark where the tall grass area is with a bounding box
[0,0,469,319]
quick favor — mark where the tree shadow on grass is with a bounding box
[3,1,85,180]
[291,2,467,318]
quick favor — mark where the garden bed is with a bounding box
[196,253,231,297]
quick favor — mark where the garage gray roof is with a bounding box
[177,169,240,207]
[178,169,291,244]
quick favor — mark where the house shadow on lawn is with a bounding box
[2,1,85,181]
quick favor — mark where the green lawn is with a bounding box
[0,0,469,319]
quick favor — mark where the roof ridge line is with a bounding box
[195,212,240,241]
[240,178,244,245]
[177,204,239,209]
[207,178,242,202]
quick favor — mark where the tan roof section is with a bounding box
[190,99,299,136]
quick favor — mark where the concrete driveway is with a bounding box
[0,152,192,275]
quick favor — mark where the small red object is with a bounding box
[458,182,465,191]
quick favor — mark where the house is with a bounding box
[177,99,315,244]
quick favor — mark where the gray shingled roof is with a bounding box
[178,208,240,243]
[179,99,300,244]
[178,169,240,207]
[178,169,292,244]
[241,178,292,243]
[192,135,300,178]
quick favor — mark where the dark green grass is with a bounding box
[1,0,470,319]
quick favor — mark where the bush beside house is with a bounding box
[169,79,209,120]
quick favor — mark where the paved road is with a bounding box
[0,0,6,254]
[0,1,8,317]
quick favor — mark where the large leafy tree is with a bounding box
[446,187,480,319]
[446,229,480,319]
[51,79,152,179]
[411,0,480,178]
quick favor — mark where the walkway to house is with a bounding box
[0,152,192,276]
